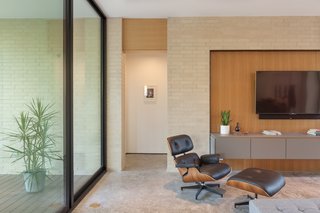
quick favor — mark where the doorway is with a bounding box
[124,51,167,169]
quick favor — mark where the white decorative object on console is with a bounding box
[307,129,320,136]
[262,130,282,136]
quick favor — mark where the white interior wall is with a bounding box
[125,51,167,154]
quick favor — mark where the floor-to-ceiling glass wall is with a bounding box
[0,0,106,211]
[0,0,65,212]
[73,0,103,194]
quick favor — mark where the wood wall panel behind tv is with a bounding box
[210,50,320,133]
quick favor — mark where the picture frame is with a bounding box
[144,85,156,103]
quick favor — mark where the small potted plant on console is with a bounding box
[220,110,231,135]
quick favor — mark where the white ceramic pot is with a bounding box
[220,125,230,135]
[23,170,46,193]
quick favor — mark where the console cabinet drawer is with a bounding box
[212,133,320,160]
[287,139,320,159]
[215,138,250,159]
[251,138,286,159]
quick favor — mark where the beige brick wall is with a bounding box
[0,18,102,175]
[106,18,125,171]
[167,17,320,171]
[0,20,64,174]
[73,18,102,175]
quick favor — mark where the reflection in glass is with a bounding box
[73,0,102,193]
[0,0,65,212]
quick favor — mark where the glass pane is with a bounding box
[73,0,102,193]
[0,0,65,212]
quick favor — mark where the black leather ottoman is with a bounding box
[227,168,286,208]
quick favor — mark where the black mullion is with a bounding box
[70,0,107,209]
[101,12,107,171]
[87,0,107,19]
[64,0,74,210]
[87,0,107,170]
[72,167,106,209]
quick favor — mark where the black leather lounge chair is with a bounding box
[167,134,231,200]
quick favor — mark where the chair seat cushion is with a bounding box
[227,168,285,197]
[199,163,231,180]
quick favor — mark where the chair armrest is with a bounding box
[200,154,221,164]
[175,162,199,169]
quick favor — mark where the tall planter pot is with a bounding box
[220,125,230,135]
[23,170,46,193]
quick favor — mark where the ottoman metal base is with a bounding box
[234,193,258,208]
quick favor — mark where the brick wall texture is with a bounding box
[106,18,125,171]
[0,20,64,174]
[167,17,320,171]
[73,18,102,175]
[0,18,102,175]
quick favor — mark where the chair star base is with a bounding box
[181,182,223,200]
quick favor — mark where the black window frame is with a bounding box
[64,0,106,211]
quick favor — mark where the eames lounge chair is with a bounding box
[167,134,231,200]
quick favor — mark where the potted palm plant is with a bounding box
[5,99,62,192]
[220,110,231,135]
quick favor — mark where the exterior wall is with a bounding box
[167,17,320,171]
[0,20,64,174]
[106,18,125,171]
[0,18,101,174]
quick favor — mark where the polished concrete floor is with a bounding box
[74,154,320,213]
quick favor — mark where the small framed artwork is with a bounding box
[144,85,156,103]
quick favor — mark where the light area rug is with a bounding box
[73,170,320,213]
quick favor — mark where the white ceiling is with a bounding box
[95,0,320,18]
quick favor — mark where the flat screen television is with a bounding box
[256,71,320,119]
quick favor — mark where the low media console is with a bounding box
[210,133,320,160]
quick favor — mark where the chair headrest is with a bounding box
[167,134,194,156]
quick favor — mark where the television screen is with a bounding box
[256,71,320,114]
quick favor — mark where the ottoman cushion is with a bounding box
[227,168,285,197]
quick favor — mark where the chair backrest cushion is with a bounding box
[167,134,194,156]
